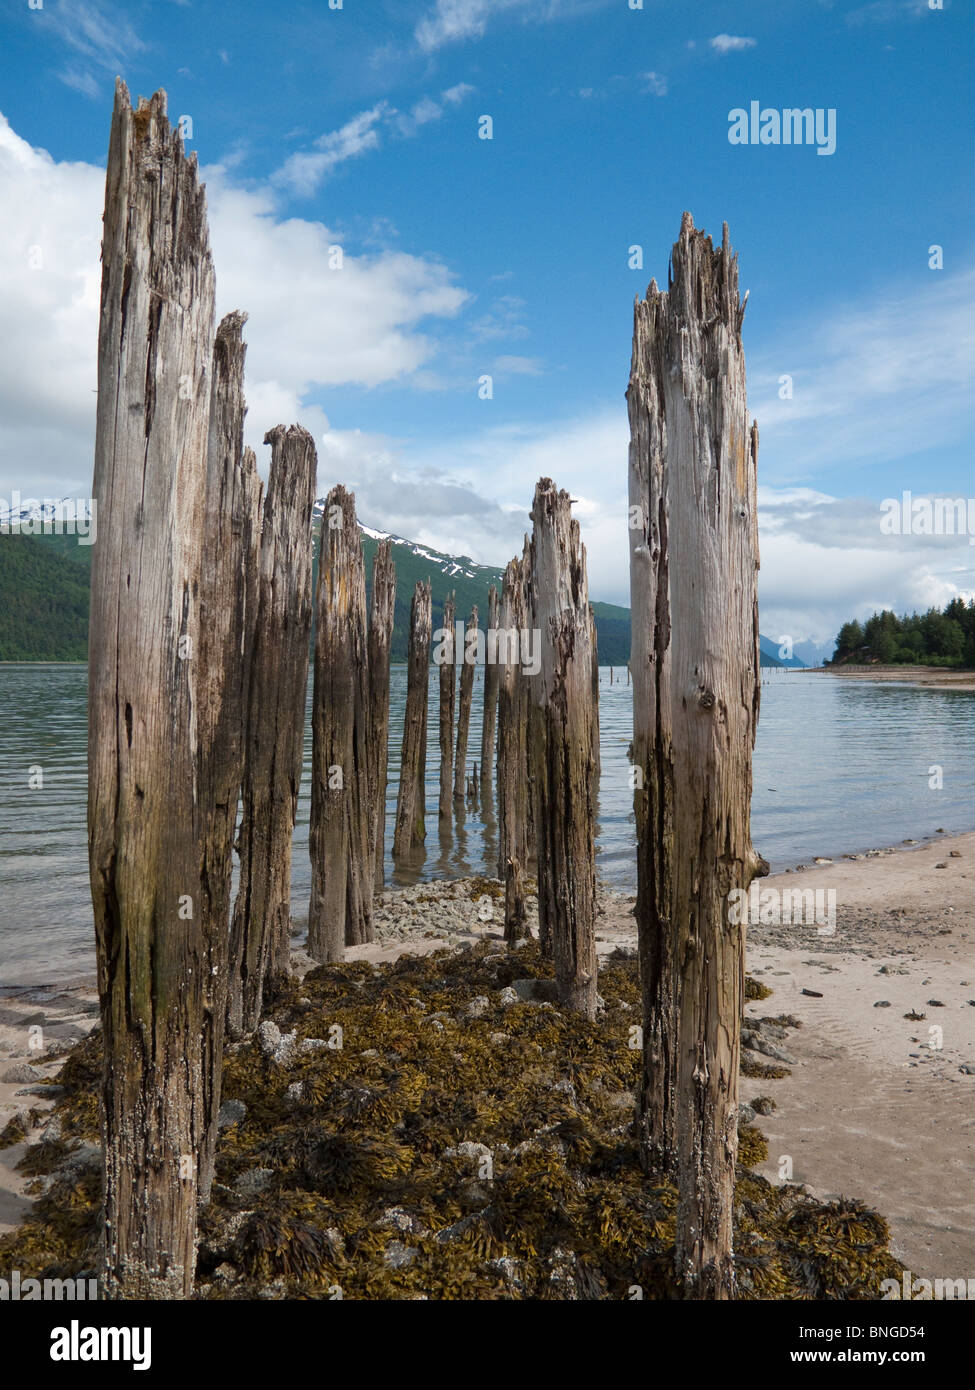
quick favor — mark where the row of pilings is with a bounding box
[88,83,761,1302]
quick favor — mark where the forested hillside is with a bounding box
[0,533,90,660]
[832,599,975,667]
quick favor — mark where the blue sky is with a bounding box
[1,0,973,643]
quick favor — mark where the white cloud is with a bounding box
[756,488,975,643]
[413,0,604,53]
[640,71,669,96]
[273,85,476,196]
[49,0,147,100]
[709,34,757,54]
[0,111,470,502]
[493,355,545,376]
[750,267,975,479]
[273,104,389,196]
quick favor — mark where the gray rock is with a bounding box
[466,996,490,1019]
[498,987,519,1007]
[384,1240,417,1270]
[285,1082,305,1104]
[1,1062,41,1084]
[234,1167,275,1196]
[446,1140,492,1165]
[741,1030,797,1064]
[738,1102,757,1125]
[217,1099,248,1130]
[874,1000,892,1008]
[510,978,558,1004]
[258,1021,298,1067]
[15,1083,65,1098]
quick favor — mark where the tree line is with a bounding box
[833,597,975,668]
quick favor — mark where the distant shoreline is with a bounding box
[806,664,975,694]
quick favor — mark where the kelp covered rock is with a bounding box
[0,941,902,1299]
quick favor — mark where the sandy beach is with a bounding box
[3,831,973,1285]
[808,664,975,695]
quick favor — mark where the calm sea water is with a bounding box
[1,664,974,984]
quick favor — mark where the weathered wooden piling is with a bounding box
[627,212,764,1299]
[438,593,456,820]
[497,558,530,942]
[480,585,500,795]
[308,486,373,960]
[393,581,432,857]
[89,81,217,1298]
[367,540,396,893]
[590,605,602,777]
[227,425,317,1037]
[197,312,262,1205]
[526,480,598,1016]
[454,607,478,800]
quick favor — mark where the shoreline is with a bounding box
[3,831,973,1280]
[805,664,975,694]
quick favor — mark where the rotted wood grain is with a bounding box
[227,425,317,1033]
[308,485,373,960]
[627,211,764,1299]
[497,556,530,943]
[367,540,396,893]
[89,81,216,1299]
[453,607,478,800]
[480,585,500,795]
[525,479,598,1018]
[393,581,432,858]
[438,592,456,820]
[197,311,262,1204]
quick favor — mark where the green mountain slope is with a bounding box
[0,534,90,660]
[2,525,789,670]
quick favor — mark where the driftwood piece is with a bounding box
[227,426,317,1036]
[627,212,764,1298]
[438,593,456,820]
[453,607,478,800]
[197,312,262,1204]
[308,486,373,960]
[480,585,500,794]
[526,480,598,1018]
[393,581,432,857]
[89,82,217,1298]
[367,540,396,893]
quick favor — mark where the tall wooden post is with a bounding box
[526,481,598,1017]
[393,581,432,858]
[308,486,373,960]
[627,212,764,1299]
[197,312,262,1204]
[89,82,217,1298]
[480,585,500,796]
[497,558,529,942]
[590,605,602,777]
[438,593,456,820]
[227,425,317,1037]
[367,540,396,893]
[453,606,478,800]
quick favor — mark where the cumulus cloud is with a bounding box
[0,112,470,501]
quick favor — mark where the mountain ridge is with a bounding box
[1,520,803,668]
